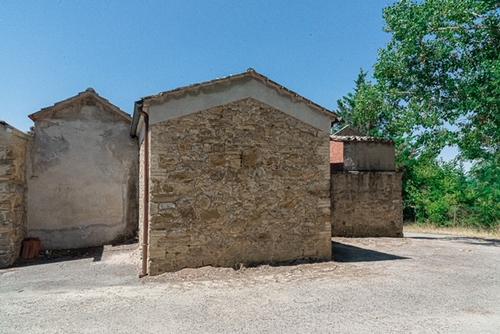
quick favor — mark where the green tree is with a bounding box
[336,69,390,137]
[336,0,500,229]
[463,157,500,228]
[376,0,500,162]
[404,158,467,225]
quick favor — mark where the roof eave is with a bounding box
[139,69,340,122]
[330,135,394,144]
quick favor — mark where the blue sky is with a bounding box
[1,0,394,131]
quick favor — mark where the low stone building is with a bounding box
[132,70,337,275]
[26,89,138,249]
[0,122,30,267]
[330,135,403,237]
[1,70,403,271]
[330,135,396,172]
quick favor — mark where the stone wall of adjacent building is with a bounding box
[331,171,403,237]
[27,102,138,249]
[147,98,331,274]
[330,139,395,171]
[0,122,29,268]
[343,141,395,171]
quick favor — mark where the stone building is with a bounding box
[330,134,396,172]
[0,122,29,267]
[330,134,403,237]
[132,70,337,275]
[0,69,403,271]
[26,89,138,249]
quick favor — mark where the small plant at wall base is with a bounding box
[335,0,500,230]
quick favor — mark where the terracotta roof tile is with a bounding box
[330,135,393,144]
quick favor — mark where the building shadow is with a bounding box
[111,236,138,247]
[407,235,499,247]
[332,241,409,262]
[12,246,104,268]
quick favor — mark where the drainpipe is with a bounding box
[139,107,150,277]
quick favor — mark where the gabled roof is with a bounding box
[132,69,339,135]
[0,120,30,139]
[141,69,337,119]
[29,88,131,122]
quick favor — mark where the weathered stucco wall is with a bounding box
[0,122,29,267]
[147,98,331,274]
[342,141,395,171]
[331,171,403,237]
[27,103,138,249]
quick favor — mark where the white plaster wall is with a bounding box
[27,105,138,249]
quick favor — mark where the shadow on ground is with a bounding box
[12,246,104,268]
[9,238,409,270]
[11,237,139,268]
[332,242,409,262]
[407,235,499,247]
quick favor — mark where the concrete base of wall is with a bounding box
[331,171,403,237]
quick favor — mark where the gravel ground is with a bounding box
[1,232,499,334]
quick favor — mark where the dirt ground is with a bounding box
[404,223,500,239]
[1,232,499,334]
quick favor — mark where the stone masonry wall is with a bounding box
[342,141,395,171]
[331,171,403,237]
[0,123,29,268]
[147,98,331,274]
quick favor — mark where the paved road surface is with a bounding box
[1,233,499,333]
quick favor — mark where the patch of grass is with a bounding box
[404,223,500,240]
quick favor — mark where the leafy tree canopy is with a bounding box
[335,0,499,228]
[376,0,499,162]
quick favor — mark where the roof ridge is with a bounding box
[29,89,131,122]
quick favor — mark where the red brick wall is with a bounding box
[330,140,344,170]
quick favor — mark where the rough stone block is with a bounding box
[147,98,332,274]
[0,125,28,268]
